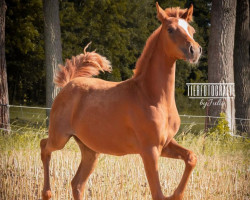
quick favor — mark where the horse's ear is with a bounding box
[181,4,193,22]
[156,2,168,23]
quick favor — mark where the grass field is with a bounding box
[0,129,249,200]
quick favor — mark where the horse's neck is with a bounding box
[138,41,177,107]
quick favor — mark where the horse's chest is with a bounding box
[165,113,181,138]
[151,109,180,145]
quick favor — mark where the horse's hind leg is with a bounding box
[161,139,197,200]
[71,136,99,200]
[40,133,71,200]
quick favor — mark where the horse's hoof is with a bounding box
[42,190,52,200]
[164,193,183,200]
[164,195,174,200]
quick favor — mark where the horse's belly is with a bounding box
[74,118,139,156]
[77,131,138,156]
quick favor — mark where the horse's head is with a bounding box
[156,3,202,63]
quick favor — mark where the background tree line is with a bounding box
[5,0,210,114]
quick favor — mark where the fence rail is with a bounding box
[0,104,249,136]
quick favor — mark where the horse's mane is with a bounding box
[133,26,162,77]
[133,7,192,77]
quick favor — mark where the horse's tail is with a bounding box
[54,43,112,88]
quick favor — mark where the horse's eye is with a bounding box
[168,28,173,34]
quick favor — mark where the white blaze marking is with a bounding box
[178,19,193,39]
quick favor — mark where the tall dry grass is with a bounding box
[0,131,249,200]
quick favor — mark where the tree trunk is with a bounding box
[43,0,62,125]
[207,0,237,133]
[0,0,10,133]
[234,0,250,134]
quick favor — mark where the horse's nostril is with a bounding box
[199,46,202,54]
[189,45,194,55]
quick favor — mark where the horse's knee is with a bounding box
[185,151,197,168]
[42,190,52,200]
[40,138,47,150]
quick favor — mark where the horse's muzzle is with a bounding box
[187,44,202,63]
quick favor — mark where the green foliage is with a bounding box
[6,0,211,110]
[1,130,249,158]
[209,113,231,136]
[0,132,79,152]
[60,0,157,81]
[0,132,44,152]
[6,0,45,105]
[177,129,249,157]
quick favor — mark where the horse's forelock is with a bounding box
[165,7,189,20]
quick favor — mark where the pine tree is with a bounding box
[208,0,236,132]
[234,0,250,134]
[0,0,10,133]
[43,0,62,122]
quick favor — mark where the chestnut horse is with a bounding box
[40,3,202,200]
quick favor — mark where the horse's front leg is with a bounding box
[141,146,165,200]
[161,139,197,200]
